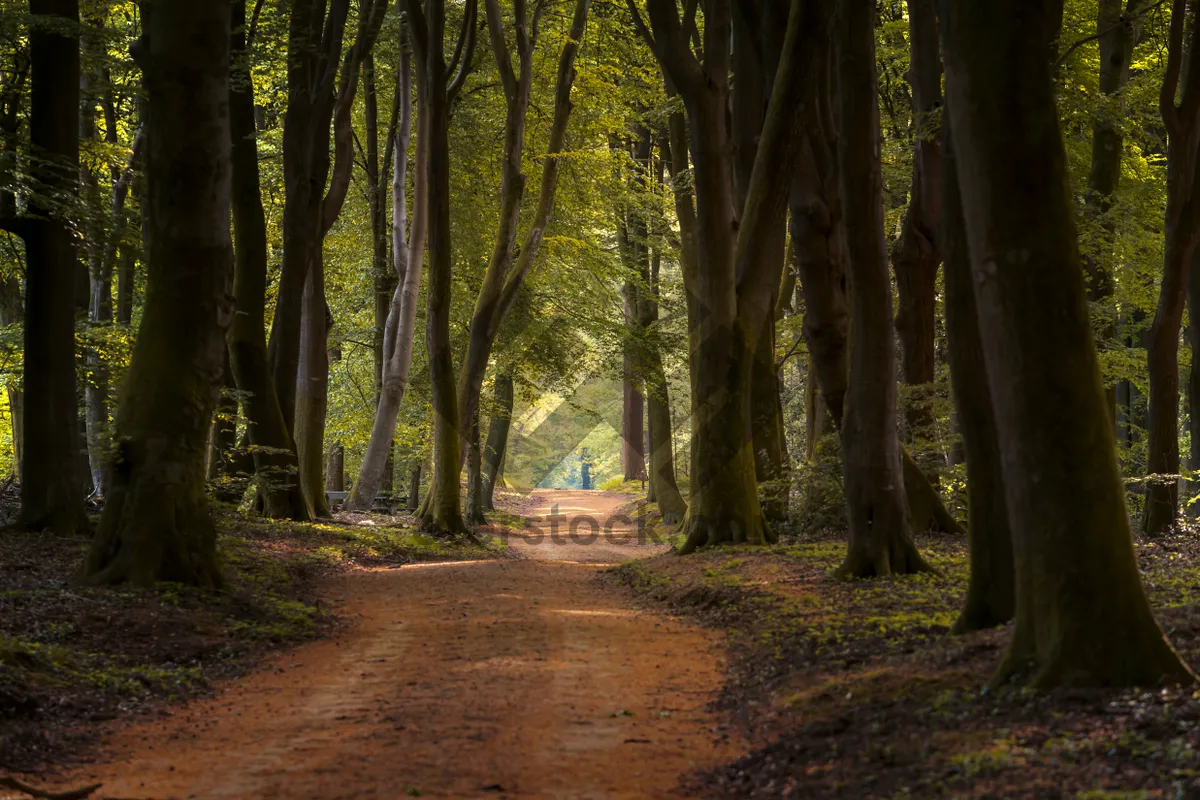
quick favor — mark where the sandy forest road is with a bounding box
[66,490,742,799]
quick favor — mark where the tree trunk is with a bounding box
[228,0,309,520]
[294,265,331,517]
[206,348,239,489]
[407,464,420,512]
[942,119,1014,634]
[1086,0,1139,427]
[834,0,929,578]
[892,0,941,445]
[481,373,513,512]
[325,444,345,492]
[84,0,233,587]
[621,340,646,480]
[645,250,687,524]
[941,0,1194,687]
[20,0,88,534]
[465,413,486,525]
[268,0,350,432]
[1143,0,1200,537]
[411,0,469,535]
[348,22,429,511]
[416,0,588,520]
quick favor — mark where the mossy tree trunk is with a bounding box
[83,0,233,587]
[16,0,88,535]
[833,0,929,579]
[941,0,1195,687]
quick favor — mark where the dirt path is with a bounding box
[62,491,741,799]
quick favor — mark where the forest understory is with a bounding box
[618,527,1200,799]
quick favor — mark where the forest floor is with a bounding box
[615,524,1200,798]
[0,497,497,779]
[9,490,742,799]
[13,492,1200,799]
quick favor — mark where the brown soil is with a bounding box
[52,491,741,799]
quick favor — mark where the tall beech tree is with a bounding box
[83,0,234,587]
[1085,0,1141,421]
[402,0,478,533]
[227,0,309,520]
[834,0,929,578]
[348,21,431,512]
[941,0,1194,686]
[892,0,940,443]
[638,0,832,553]
[1143,0,1200,536]
[408,0,591,524]
[294,0,388,516]
[481,372,513,510]
[943,120,1014,634]
[786,27,960,539]
[9,0,88,534]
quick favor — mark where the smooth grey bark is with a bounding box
[268,0,350,433]
[403,0,477,534]
[348,24,431,511]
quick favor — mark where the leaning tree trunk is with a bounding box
[83,0,233,587]
[227,0,310,520]
[941,0,1194,687]
[19,0,88,534]
[834,0,929,578]
[942,119,1014,634]
[481,373,513,512]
